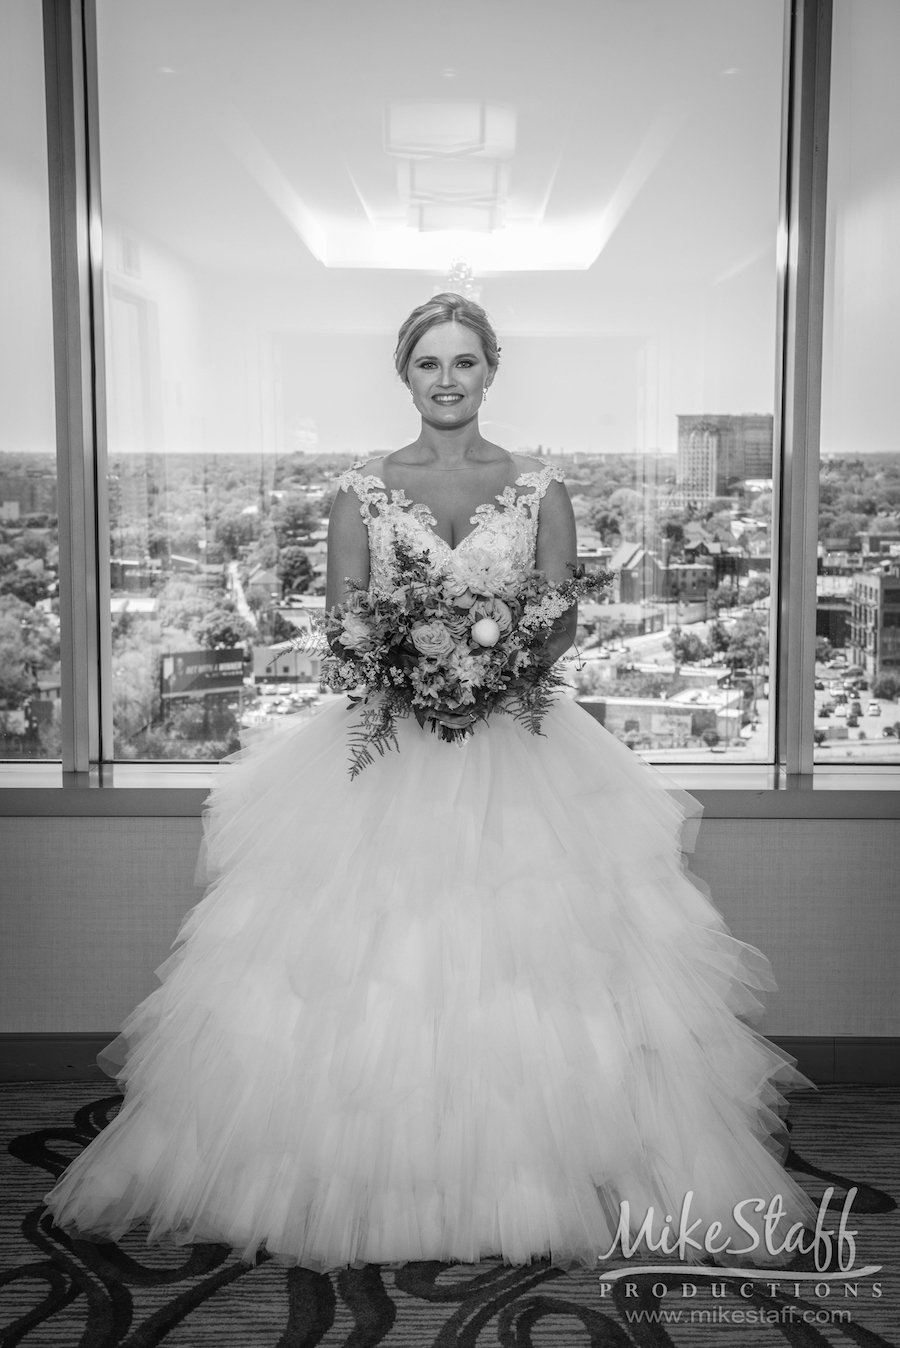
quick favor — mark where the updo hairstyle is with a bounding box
[394,293,501,385]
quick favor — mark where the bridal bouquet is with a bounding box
[310,542,611,777]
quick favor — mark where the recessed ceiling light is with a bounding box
[722,67,739,75]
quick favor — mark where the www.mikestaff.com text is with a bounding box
[623,1306,854,1327]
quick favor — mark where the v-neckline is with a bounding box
[376,472,524,553]
[416,511,485,555]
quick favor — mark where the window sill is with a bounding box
[0,762,898,816]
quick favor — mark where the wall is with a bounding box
[1,815,897,1037]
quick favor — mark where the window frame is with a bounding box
[27,0,896,795]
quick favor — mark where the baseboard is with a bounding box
[1,1033,899,1085]
[771,1036,900,1085]
[0,1034,113,1082]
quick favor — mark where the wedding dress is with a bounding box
[45,463,817,1271]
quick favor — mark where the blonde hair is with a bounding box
[394,293,501,384]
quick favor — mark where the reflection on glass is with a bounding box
[98,0,783,761]
[0,1,60,759]
[817,0,900,764]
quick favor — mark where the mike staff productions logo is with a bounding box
[596,1186,885,1324]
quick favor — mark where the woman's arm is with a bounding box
[325,484,370,609]
[533,478,579,665]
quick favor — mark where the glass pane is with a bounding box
[817,0,900,764]
[0,1,60,760]
[98,0,783,762]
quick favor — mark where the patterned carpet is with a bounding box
[0,1083,897,1347]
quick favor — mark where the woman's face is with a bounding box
[406,321,493,428]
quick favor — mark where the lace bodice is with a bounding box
[336,462,567,594]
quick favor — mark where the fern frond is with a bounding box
[347,696,402,779]
[501,670,565,737]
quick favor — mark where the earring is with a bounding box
[483,385,490,401]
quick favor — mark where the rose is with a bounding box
[410,621,456,659]
[447,547,518,597]
[470,596,513,634]
[444,611,474,639]
[340,613,376,652]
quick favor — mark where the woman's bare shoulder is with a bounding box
[351,456,388,481]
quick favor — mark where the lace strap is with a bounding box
[515,464,567,506]
[336,464,388,520]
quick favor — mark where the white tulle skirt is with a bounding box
[45,693,817,1271]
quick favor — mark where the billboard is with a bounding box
[160,649,246,699]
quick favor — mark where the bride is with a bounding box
[45,293,816,1272]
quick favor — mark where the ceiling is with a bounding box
[95,0,785,280]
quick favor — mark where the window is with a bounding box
[96,0,783,763]
[817,0,900,763]
[0,0,60,760]
[3,1,878,783]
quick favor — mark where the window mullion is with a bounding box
[775,0,832,777]
[42,0,101,774]
[83,0,113,762]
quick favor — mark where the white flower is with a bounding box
[442,576,477,608]
[340,613,375,651]
[448,651,488,689]
[448,548,519,597]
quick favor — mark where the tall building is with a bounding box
[674,414,774,503]
[849,563,900,678]
[0,466,58,517]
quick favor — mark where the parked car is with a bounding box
[834,704,848,717]
[814,679,825,691]
[846,715,859,728]
[850,701,862,716]
[818,708,832,719]
[834,692,848,704]
[883,725,897,738]
[867,702,882,717]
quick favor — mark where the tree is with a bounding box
[272,495,319,549]
[659,517,685,550]
[271,611,300,643]
[215,510,257,560]
[743,576,771,606]
[708,584,741,613]
[816,636,833,664]
[587,509,625,545]
[0,613,35,708]
[664,626,710,667]
[111,635,158,748]
[723,612,769,673]
[278,545,313,595]
[707,621,730,654]
[1,571,48,606]
[194,604,255,650]
[0,596,59,708]
[872,673,900,701]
